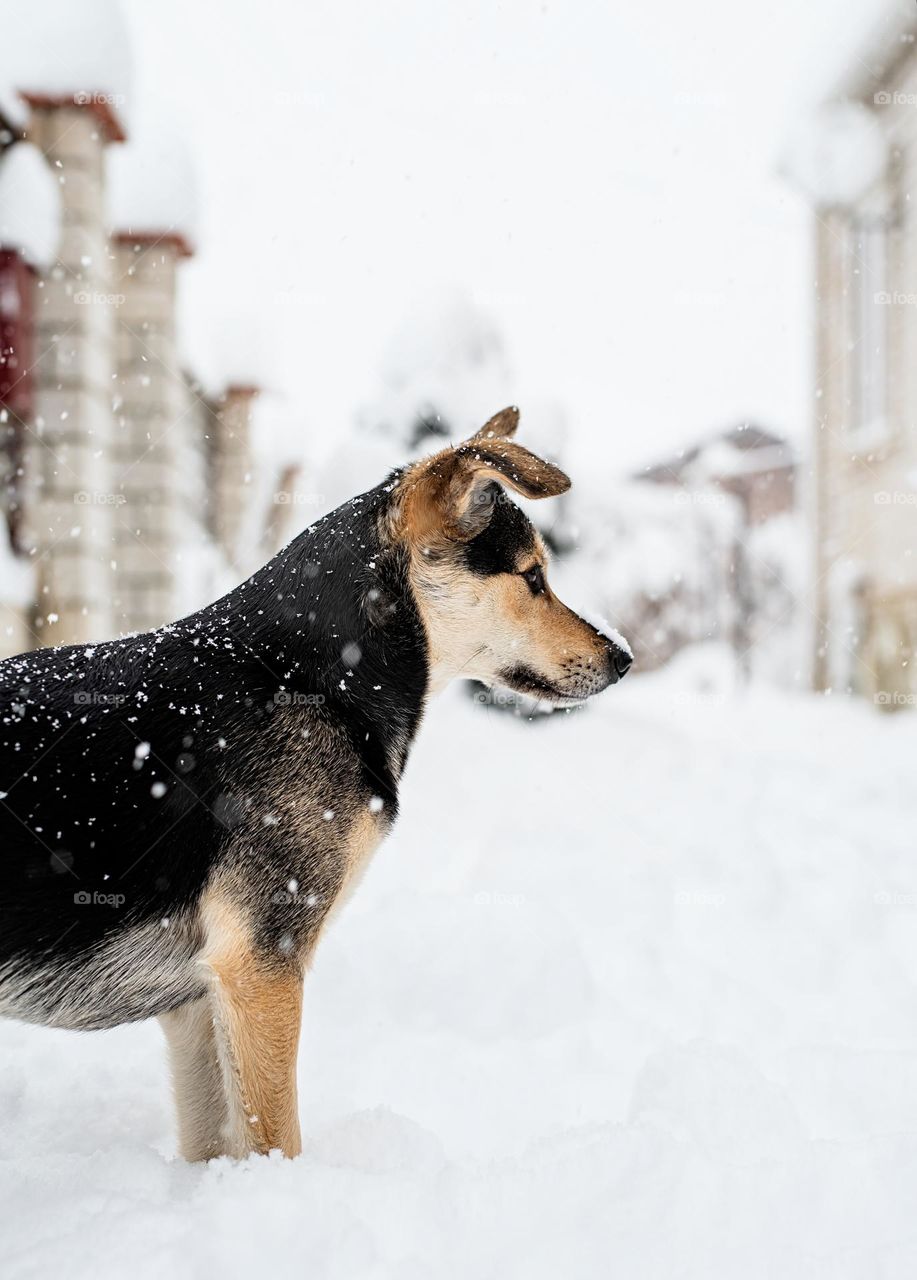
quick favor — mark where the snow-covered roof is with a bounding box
[689,441,795,482]
[0,76,27,136]
[0,142,61,270]
[14,0,132,141]
[635,424,795,487]
[108,115,198,256]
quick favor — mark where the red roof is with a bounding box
[20,91,127,143]
[112,229,194,260]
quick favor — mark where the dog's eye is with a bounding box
[521,565,545,596]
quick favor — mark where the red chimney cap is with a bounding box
[20,91,127,143]
[112,229,193,259]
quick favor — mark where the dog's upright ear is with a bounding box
[470,405,520,442]
[398,407,570,545]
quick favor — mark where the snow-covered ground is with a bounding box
[2,648,917,1278]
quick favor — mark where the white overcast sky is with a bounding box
[117,0,880,476]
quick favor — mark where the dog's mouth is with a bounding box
[496,664,587,706]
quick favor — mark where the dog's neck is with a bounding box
[189,476,431,804]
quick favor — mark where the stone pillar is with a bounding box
[261,461,302,557]
[22,101,122,646]
[110,233,204,633]
[211,384,258,571]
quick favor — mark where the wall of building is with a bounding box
[813,50,917,703]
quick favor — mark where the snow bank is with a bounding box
[0,142,61,269]
[3,662,917,1274]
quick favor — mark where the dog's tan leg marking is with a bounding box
[159,995,227,1161]
[201,894,304,1159]
[210,961,304,1159]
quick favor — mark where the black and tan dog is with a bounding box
[0,408,630,1160]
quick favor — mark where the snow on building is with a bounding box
[788,3,917,705]
[0,10,299,658]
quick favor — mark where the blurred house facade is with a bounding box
[805,7,917,706]
[628,424,799,677]
[637,422,796,526]
[0,64,295,660]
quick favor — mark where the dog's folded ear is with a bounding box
[399,413,570,544]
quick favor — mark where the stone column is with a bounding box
[22,100,122,646]
[211,384,258,572]
[811,212,849,692]
[110,232,204,633]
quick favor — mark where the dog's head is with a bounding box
[393,407,632,704]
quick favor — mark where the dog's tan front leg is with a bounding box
[160,995,228,1161]
[208,952,304,1159]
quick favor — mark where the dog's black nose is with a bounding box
[612,648,632,679]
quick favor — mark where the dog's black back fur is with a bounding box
[0,476,427,1025]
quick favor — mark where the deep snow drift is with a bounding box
[1,649,917,1278]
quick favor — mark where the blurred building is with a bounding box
[0,28,296,659]
[797,6,917,705]
[629,424,798,678]
[637,422,796,526]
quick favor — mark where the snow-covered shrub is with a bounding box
[356,287,514,452]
